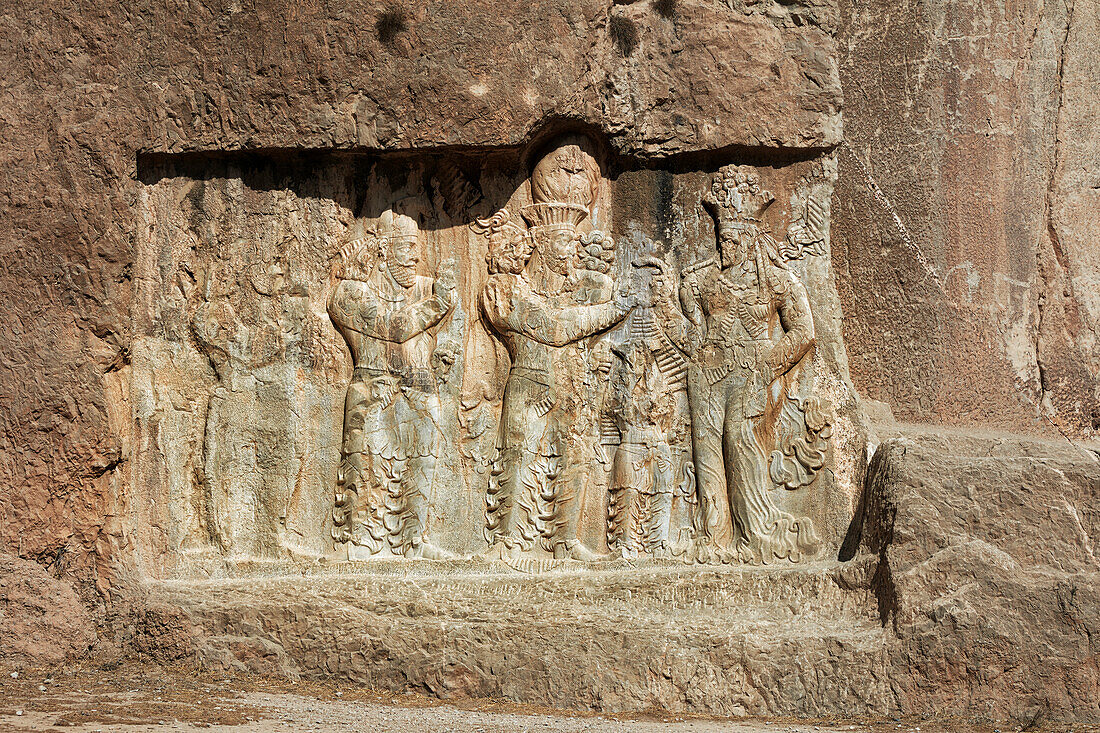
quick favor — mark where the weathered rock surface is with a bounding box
[154,563,893,717]
[144,428,1100,724]
[1,0,1099,725]
[854,429,1100,723]
[0,553,96,667]
[834,0,1100,436]
[0,0,844,597]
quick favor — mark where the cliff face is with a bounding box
[834,0,1100,436]
[0,0,845,595]
[0,0,1098,721]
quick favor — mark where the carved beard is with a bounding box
[388,262,417,288]
[719,238,748,270]
[546,252,573,276]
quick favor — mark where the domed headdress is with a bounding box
[521,134,601,232]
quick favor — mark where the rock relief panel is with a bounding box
[133,133,855,576]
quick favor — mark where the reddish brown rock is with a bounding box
[834,0,1100,437]
[0,554,96,668]
[0,0,842,597]
[0,0,1098,726]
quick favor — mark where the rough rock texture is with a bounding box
[0,667,1017,733]
[855,429,1100,723]
[834,0,1100,436]
[153,563,893,717]
[125,149,861,573]
[1,0,1099,725]
[0,0,842,596]
[127,0,843,157]
[0,553,96,667]
[146,428,1100,724]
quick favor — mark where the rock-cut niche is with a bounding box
[131,131,862,578]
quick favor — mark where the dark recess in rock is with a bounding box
[610,15,639,57]
[653,0,677,19]
[376,5,408,46]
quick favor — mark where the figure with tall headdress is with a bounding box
[652,165,821,563]
[329,208,457,559]
[474,135,638,560]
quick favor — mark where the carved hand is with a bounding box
[765,342,794,379]
[614,283,639,313]
[687,274,701,301]
[678,275,702,319]
[434,258,457,303]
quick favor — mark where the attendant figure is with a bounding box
[329,208,456,559]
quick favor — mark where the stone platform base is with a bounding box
[151,560,895,718]
[146,428,1100,725]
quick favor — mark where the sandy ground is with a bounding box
[0,665,1088,733]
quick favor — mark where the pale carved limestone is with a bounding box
[134,133,850,574]
[478,136,635,561]
[652,165,824,564]
[329,208,457,559]
[323,145,833,566]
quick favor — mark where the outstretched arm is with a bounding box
[482,276,630,347]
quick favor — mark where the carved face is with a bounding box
[533,226,577,276]
[486,229,533,275]
[431,341,459,382]
[718,228,749,269]
[385,234,419,288]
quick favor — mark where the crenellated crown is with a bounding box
[703,165,775,236]
[520,201,590,230]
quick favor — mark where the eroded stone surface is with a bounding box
[1,0,1099,726]
[0,0,844,599]
[834,0,1100,436]
[854,428,1100,722]
[153,564,892,717]
[0,554,96,667]
[143,429,1100,724]
[127,134,860,573]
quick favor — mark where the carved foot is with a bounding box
[474,541,520,562]
[406,540,455,560]
[560,539,608,562]
[650,543,672,560]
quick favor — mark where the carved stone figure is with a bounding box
[476,136,636,560]
[329,209,457,559]
[653,166,822,563]
[604,337,690,558]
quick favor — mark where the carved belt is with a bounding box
[698,339,772,386]
[509,366,551,388]
[353,366,434,392]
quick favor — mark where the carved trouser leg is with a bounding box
[383,454,425,555]
[385,452,451,559]
[646,444,675,554]
[333,376,392,554]
[485,380,553,552]
[686,368,734,548]
[333,450,387,554]
[722,404,820,564]
[609,443,648,554]
[386,391,451,559]
[549,436,603,559]
[487,438,562,553]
